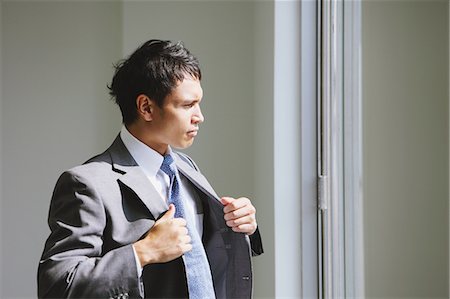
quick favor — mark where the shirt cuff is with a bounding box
[132,244,143,277]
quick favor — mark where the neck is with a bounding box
[125,123,168,155]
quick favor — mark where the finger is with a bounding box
[179,226,189,236]
[231,223,257,235]
[224,205,255,221]
[223,197,251,214]
[226,214,255,227]
[181,234,192,244]
[220,197,235,206]
[182,243,193,253]
[158,204,175,222]
[176,226,189,237]
[172,218,187,227]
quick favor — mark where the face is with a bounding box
[148,78,204,154]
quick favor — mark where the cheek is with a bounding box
[163,112,190,137]
[170,117,188,135]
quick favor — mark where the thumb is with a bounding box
[158,204,175,221]
[220,197,234,206]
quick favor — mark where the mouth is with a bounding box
[187,128,198,137]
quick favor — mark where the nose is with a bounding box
[193,105,204,124]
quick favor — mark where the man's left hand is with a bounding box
[220,197,257,235]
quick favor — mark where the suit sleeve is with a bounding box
[38,171,142,299]
[249,228,264,256]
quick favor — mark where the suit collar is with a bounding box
[108,134,139,173]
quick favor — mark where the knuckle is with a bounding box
[230,201,239,210]
[176,244,184,253]
[226,220,235,227]
[178,233,187,242]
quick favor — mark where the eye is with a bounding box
[184,102,196,108]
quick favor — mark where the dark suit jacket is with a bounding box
[38,135,263,299]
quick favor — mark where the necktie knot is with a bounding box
[160,154,176,178]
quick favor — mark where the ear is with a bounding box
[136,94,154,122]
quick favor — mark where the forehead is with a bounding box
[167,78,203,103]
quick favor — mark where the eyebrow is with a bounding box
[181,98,201,104]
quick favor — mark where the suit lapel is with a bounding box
[118,167,169,219]
[108,135,168,219]
[175,155,221,204]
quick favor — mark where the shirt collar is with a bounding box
[120,126,173,177]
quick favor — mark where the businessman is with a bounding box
[38,39,263,299]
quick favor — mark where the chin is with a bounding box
[172,141,194,150]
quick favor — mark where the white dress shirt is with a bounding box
[120,126,204,276]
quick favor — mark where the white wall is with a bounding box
[1,2,122,297]
[362,1,449,297]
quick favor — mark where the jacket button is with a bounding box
[242,276,250,280]
[225,244,232,249]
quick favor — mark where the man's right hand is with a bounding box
[133,204,192,267]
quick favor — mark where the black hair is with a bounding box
[108,39,201,125]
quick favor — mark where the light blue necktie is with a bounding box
[160,154,216,299]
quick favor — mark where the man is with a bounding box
[38,39,263,299]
